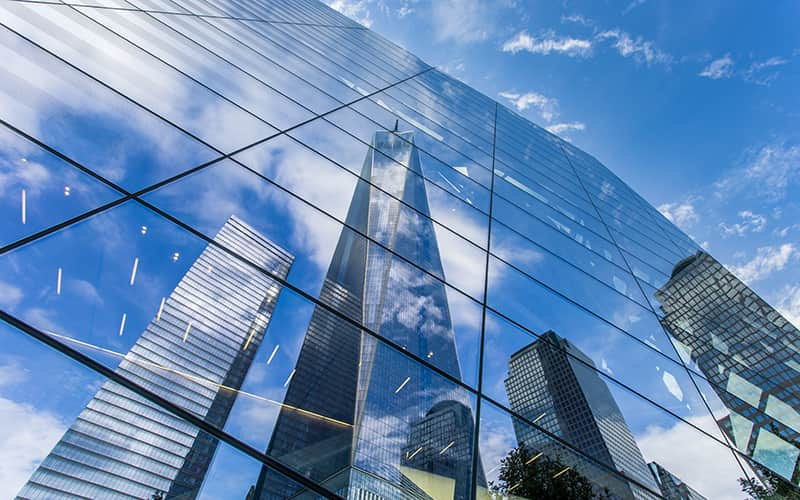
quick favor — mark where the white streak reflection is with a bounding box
[129,257,139,286]
[267,344,280,365]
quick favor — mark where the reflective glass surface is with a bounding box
[0,1,795,498]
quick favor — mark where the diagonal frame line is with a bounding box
[0,4,752,493]
[0,113,741,459]
[0,60,432,256]
[0,309,345,500]
[10,0,368,29]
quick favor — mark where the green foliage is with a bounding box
[489,445,612,499]
[740,469,800,500]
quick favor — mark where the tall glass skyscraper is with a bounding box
[657,251,800,484]
[505,331,659,499]
[16,217,293,499]
[0,0,798,498]
[255,130,480,499]
[648,462,708,500]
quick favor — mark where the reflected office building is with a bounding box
[254,130,481,499]
[648,462,707,500]
[505,331,659,499]
[18,217,293,499]
[657,251,800,483]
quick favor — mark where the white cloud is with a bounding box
[775,224,799,238]
[478,420,518,482]
[561,14,592,26]
[0,361,68,499]
[699,54,735,79]
[745,56,789,85]
[501,30,593,57]
[727,244,798,284]
[0,157,51,198]
[433,223,486,299]
[657,201,698,230]
[69,279,104,305]
[636,415,751,499]
[21,307,63,333]
[715,143,800,200]
[498,91,559,122]
[596,29,672,66]
[718,210,767,237]
[622,0,647,15]
[0,281,23,310]
[397,5,414,18]
[776,285,800,329]
[661,370,684,402]
[0,361,28,388]
[439,60,466,77]
[546,122,586,135]
[698,55,787,84]
[325,0,373,27]
[430,0,494,43]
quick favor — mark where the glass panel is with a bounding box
[491,222,649,309]
[487,255,678,361]
[477,400,660,499]
[0,318,321,499]
[0,2,278,152]
[145,136,487,302]
[0,125,123,247]
[478,384,749,499]
[0,22,217,191]
[481,309,731,444]
[75,7,338,118]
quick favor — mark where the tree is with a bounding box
[489,445,612,499]
[739,468,800,500]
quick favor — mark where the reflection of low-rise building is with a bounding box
[400,400,485,500]
[18,217,293,499]
[504,331,659,499]
[656,251,800,484]
[648,462,706,500]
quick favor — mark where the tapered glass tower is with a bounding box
[255,130,481,499]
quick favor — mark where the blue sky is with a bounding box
[326,0,800,327]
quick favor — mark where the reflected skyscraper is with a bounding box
[17,217,293,499]
[648,462,707,500]
[400,400,484,500]
[504,331,658,499]
[657,251,800,483]
[255,130,480,499]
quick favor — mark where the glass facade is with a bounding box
[0,0,797,499]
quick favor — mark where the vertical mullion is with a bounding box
[470,101,498,499]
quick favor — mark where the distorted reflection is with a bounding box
[17,216,293,498]
[502,331,661,499]
[657,251,800,486]
[255,129,480,499]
